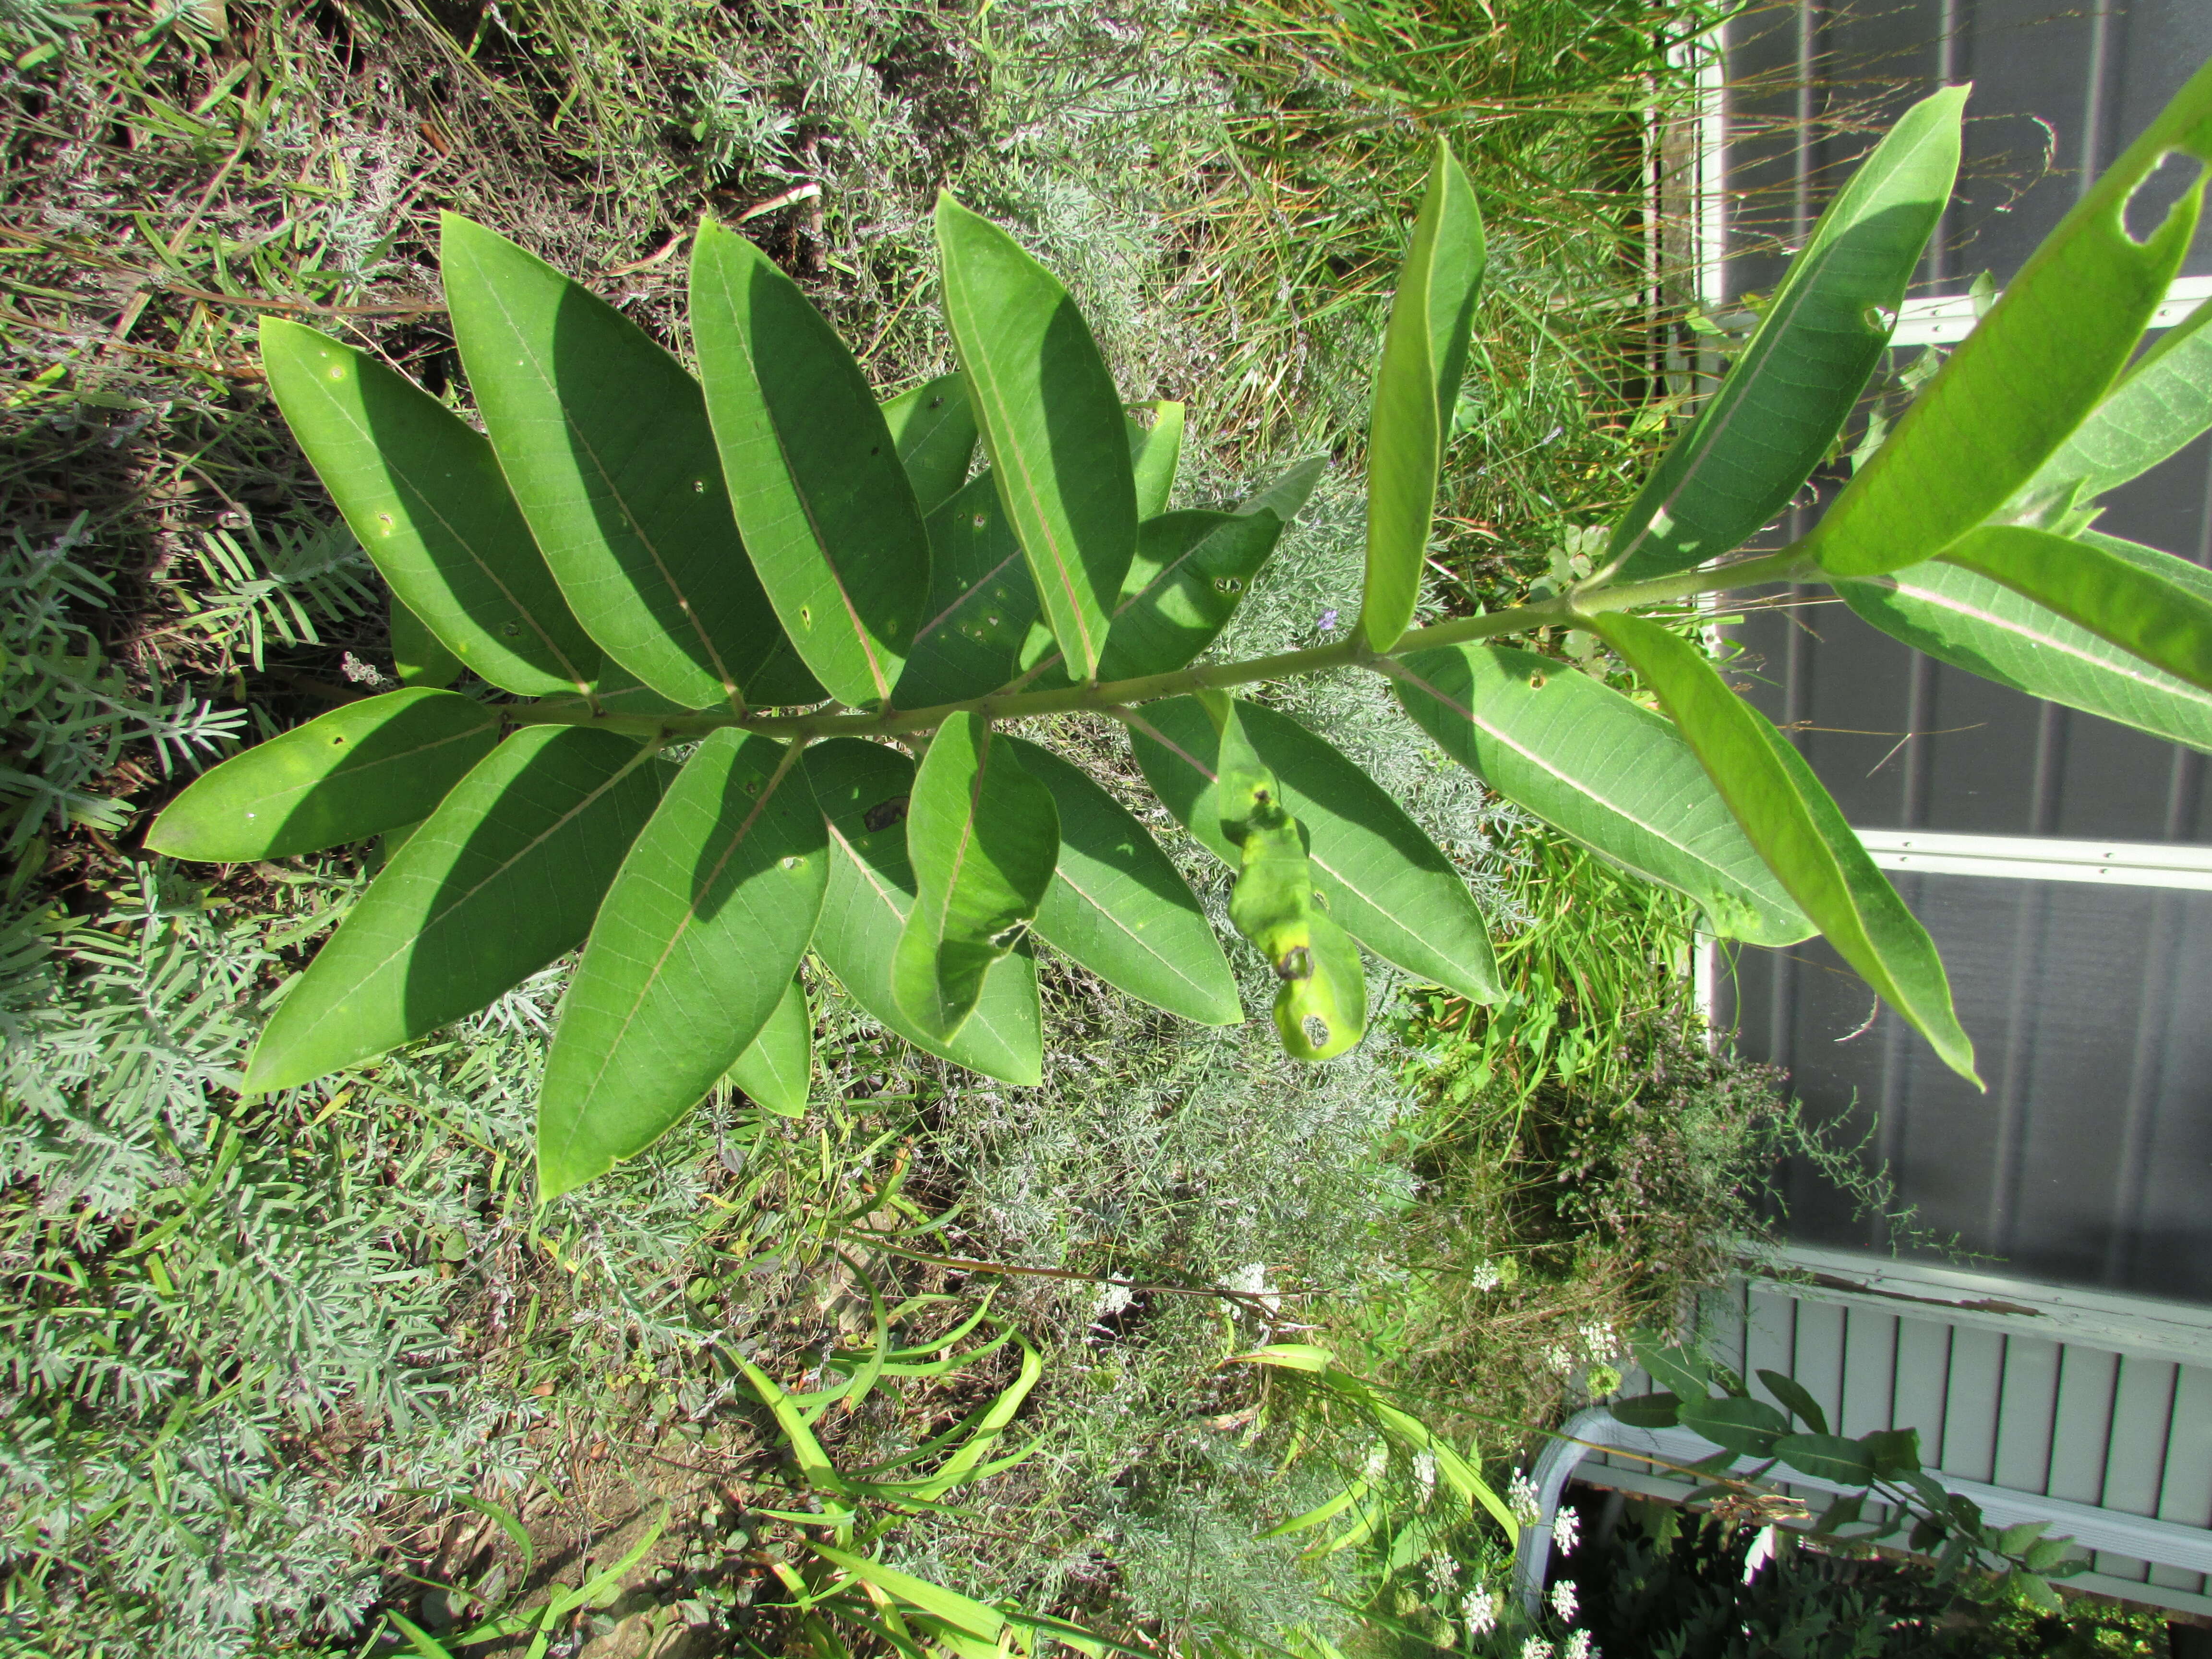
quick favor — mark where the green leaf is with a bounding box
[880,372,978,516]
[242,726,664,1093]
[1091,511,1287,683]
[806,738,1042,1083]
[1583,611,1978,1083]
[2011,291,2212,522]
[1607,1392,1683,1429]
[1604,89,1964,582]
[1810,62,2212,577]
[891,473,1042,709]
[912,1337,1041,1498]
[1835,557,2212,753]
[1361,139,1483,651]
[536,731,826,1199]
[891,711,1060,1041]
[1005,737,1240,1025]
[1678,1395,1789,1459]
[1129,399,1185,518]
[1813,1492,1866,1536]
[1775,1432,1876,1486]
[258,319,601,697]
[1234,455,1327,525]
[733,1354,845,1493]
[1939,524,2212,692]
[1261,1477,1373,1539]
[1124,696,1502,1004]
[145,689,500,861]
[439,213,820,709]
[1755,1369,1831,1434]
[391,595,461,689]
[1390,645,1812,946]
[691,218,932,707]
[1631,1338,1710,1404]
[727,973,812,1117]
[807,1546,1004,1643]
[1859,1427,1922,1478]
[934,193,1137,682]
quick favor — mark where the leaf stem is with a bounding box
[505,547,1817,743]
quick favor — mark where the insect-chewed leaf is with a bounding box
[892,711,1060,1042]
[881,372,979,516]
[243,725,665,1094]
[1604,88,1962,582]
[1810,60,2212,577]
[934,193,1136,682]
[1389,644,1811,945]
[1004,737,1239,1026]
[390,596,460,689]
[259,319,601,697]
[1091,511,1286,682]
[726,973,812,1117]
[892,473,1043,709]
[806,738,1042,1083]
[1939,524,2212,692]
[1129,400,1186,519]
[1124,696,1500,1003]
[536,730,827,1199]
[1361,139,1483,652]
[146,689,500,861]
[1582,611,1978,1083]
[439,213,822,710]
[1837,547,2212,751]
[691,218,931,708]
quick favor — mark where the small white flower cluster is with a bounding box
[1423,1550,1459,1597]
[1507,1467,1541,1525]
[1519,1639,1554,1659]
[1413,1450,1438,1505]
[1363,1442,1389,1481]
[1467,1259,1505,1292]
[1460,1586,1499,1636]
[1551,1506,1580,1556]
[1563,1631,1597,1659]
[1550,1580,1578,1622]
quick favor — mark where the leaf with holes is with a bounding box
[1129,399,1185,518]
[1089,510,1287,682]
[536,730,825,1198]
[727,973,812,1117]
[881,372,978,516]
[691,218,931,707]
[892,473,1043,709]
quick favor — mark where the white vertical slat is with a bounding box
[1891,1316,1953,1463]
[1993,1337,2064,1495]
[1745,1286,1796,1413]
[2091,1356,2175,1582]
[1791,1300,1848,1431]
[1839,1308,1899,1440]
[2151,1364,2212,1597]
[1941,1328,2006,1482]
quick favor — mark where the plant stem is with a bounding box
[505,547,1817,743]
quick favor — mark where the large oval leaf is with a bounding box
[1129,399,1185,519]
[1604,87,1963,583]
[726,973,812,1117]
[1092,511,1287,683]
[1005,737,1239,1026]
[1811,61,2212,577]
[691,218,931,708]
[1582,611,1976,1082]
[1939,524,2212,692]
[805,738,1042,1084]
[1775,1432,1876,1486]
[892,473,1043,709]
[892,711,1060,1041]
[145,689,500,861]
[242,725,665,1093]
[934,193,1136,683]
[440,213,820,709]
[881,372,979,516]
[390,595,460,689]
[1838,555,2212,752]
[259,319,601,697]
[1389,645,1811,945]
[536,730,826,1198]
[1361,139,1483,652]
[1678,1395,1789,1459]
[1124,696,1501,1003]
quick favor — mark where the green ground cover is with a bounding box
[0,2,1878,1654]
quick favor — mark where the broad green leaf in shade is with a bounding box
[1233,454,1328,525]
[1938,524,2212,692]
[1757,1369,1832,1434]
[934,193,1137,682]
[1092,510,1287,682]
[1387,644,1812,945]
[727,973,813,1116]
[145,689,499,861]
[1678,1395,1790,1458]
[1809,60,2212,577]
[891,711,1060,1041]
[1608,1393,1684,1429]
[1860,1427,1923,1478]
[391,594,461,688]
[805,738,1042,1083]
[1582,610,1977,1082]
[880,372,978,515]
[1838,552,2212,752]
[1004,737,1239,1025]
[1360,140,1483,651]
[1128,399,1186,518]
[536,731,827,1199]
[440,213,821,709]
[1603,88,1964,582]
[242,726,664,1093]
[2010,292,2212,523]
[1776,1433,1877,1486]
[691,218,932,708]
[891,473,1042,709]
[258,319,601,697]
[1632,1337,1710,1402]
[1124,696,1501,1003]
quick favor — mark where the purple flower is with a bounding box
[1317,608,1339,632]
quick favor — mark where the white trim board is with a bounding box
[1853,829,2212,891]
[1890,273,2212,346]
